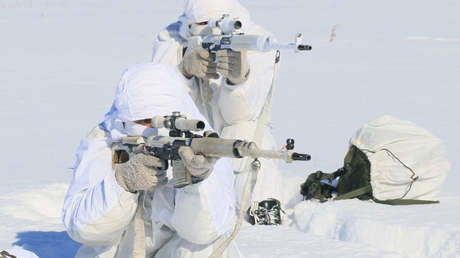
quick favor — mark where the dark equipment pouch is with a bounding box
[247,198,284,225]
[300,145,373,202]
[300,171,340,202]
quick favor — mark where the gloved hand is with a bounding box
[180,47,218,79]
[216,49,250,85]
[178,146,218,180]
[114,153,168,192]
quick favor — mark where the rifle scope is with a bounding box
[209,14,242,34]
[152,112,205,132]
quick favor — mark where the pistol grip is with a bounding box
[172,160,192,188]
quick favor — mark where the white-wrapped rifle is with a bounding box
[187,14,312,62]
[113,112,310,188]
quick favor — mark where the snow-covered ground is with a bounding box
[0,0,459,257]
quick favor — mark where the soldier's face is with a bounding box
[188,21,221,36]
[134,118,153,128]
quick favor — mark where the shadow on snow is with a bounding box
[13,231,81,258]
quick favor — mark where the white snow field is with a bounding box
[1,0,459,257]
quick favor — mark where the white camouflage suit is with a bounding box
[151,0,284,208]
[62,64,242,258]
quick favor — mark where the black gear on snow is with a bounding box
[247,198,284,225]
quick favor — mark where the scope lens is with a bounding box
[234,20,242,29]
[197,121,205,130]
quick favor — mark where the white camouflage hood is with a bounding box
[102,63,208,140]
[179,0,250,24]
[178,0,264,38]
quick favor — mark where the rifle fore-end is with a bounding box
[190,138,239,158]
[190,138,296,162]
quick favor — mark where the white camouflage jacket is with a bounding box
[151,20,285,205]
[62,125,242,258]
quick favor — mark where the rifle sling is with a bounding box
[374,198,439,205]
[334,185,439,205]
[334,185,372,200]
[209,50,281,258]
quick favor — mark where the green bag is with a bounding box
[335,145,373,200]
[300,145,438,205]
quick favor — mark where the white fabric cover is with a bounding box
[350,115,451,201]
[112,63,194,122]
[62,63,241,258]
[151,0,284,205]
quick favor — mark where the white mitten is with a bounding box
[114,153,168,192]
[180,47,219,79]
[216,49,250,85]
[178,146,218,180]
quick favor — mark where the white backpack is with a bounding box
[350,115,451,202]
